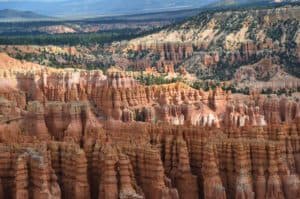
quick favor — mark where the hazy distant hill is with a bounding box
[211,0,299,7]
[0,0,219,19]
[0,0,298,20]
[0,9,51,22]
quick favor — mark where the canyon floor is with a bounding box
[0,2,300,199]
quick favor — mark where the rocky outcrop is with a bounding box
[0,143,61,199]
[126,42,194,72]
[224,102,266,127]
[23,101,50,139]
[48,142,90,199]
[131,42,193,63]
[261,96,300,124]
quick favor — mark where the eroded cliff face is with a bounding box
[1,53,300,129]
[2,120,300,199]
[128,42,193,71]
[0,54,300,198]
[126,6,300,82]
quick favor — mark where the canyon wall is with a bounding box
[0,54,300,198]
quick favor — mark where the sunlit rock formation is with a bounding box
[0,53,300,198]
